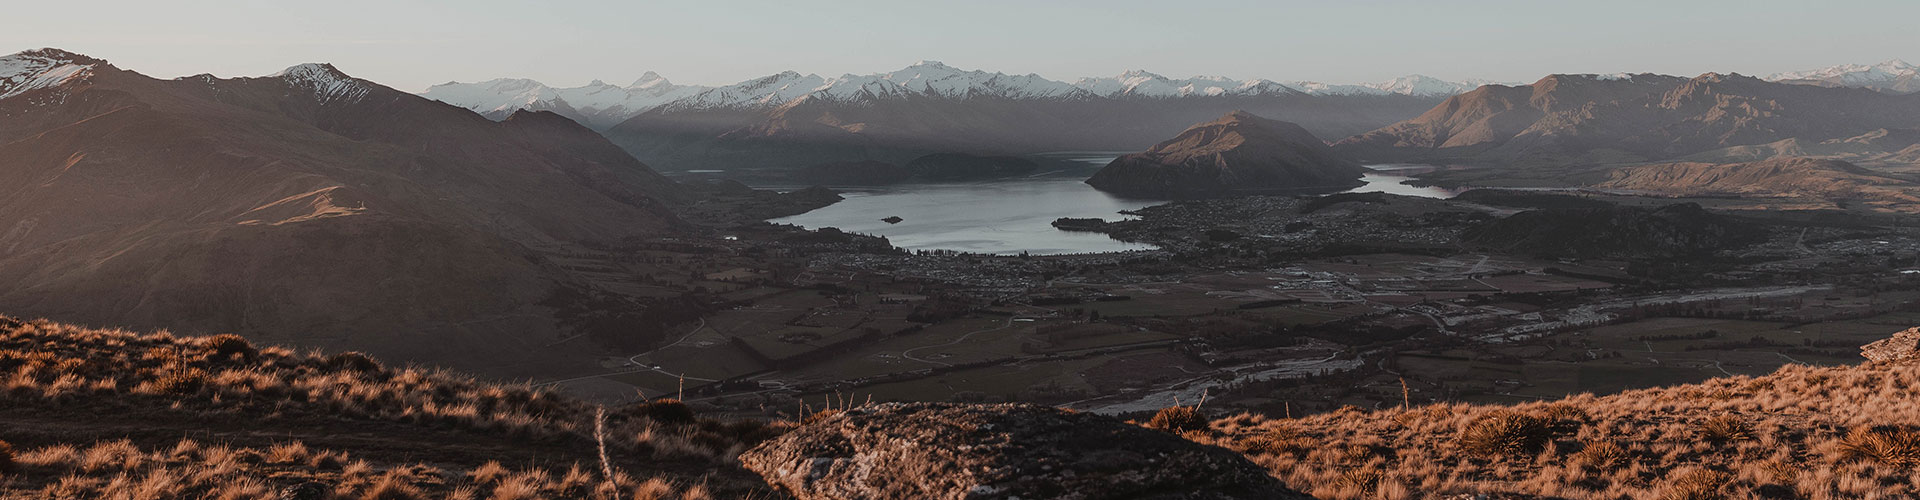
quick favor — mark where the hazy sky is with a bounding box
[7,0,1917,91]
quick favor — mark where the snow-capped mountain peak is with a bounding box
[421,63,1493,129]
[629,71,672,89]
[1768,59,1920,93]
[1365,74,1492,97]
[1771,59,1918,81]
[0,48,100,101]
[1074,71,1302,98]
[423,71,711,129]
[274,63,372,104]
[874,61,1084,99]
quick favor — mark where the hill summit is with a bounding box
[1085,111,1366,198]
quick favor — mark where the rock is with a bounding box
[1862,327,1920,363]
[740,402,1305,500]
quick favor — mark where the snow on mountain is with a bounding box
[0,49,98,101]
[1073,70,1489,98]
[878,61,1088,99]
[1283,81,1388,96]
[422,74,708,128]
[1072,70,1302,98]
[1768,59,1919,92]
[423,62,1492,127]
[659,71,827,111]
[421,78,558,117]
[274,63,371,104]
[1365,75,1496,97]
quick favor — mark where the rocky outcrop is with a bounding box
[1863,327,1920,363]
[1085,111,1365,198]
[740,402,1305,500]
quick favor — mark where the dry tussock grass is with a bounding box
[10,438,717,499]
[1196,357,1920,499]
[0,317,782,498]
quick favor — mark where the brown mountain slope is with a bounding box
[1085,111,1366,198]
[1596,157,1920,208]
[1336,72,1920,166]
[0,49,684,378]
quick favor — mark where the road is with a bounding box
[901,316,1017,366]
[533,318,718,388]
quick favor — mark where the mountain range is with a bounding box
[422,59,1920,138]
[421,63,1490,173]
[1335,71,1920,167]
[422,62,1494,132]
[426,60,1920,175]
[0,48,685,378]
[1770,58,1920,94]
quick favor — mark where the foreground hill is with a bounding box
[12,314,1920,499]
[1085,111,1366,198]
[1336,72,1920,166]
[0,315,778,498]
[1190,328,1920,499]
[0,48,684,377]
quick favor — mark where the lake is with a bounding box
[767,158,1456,255]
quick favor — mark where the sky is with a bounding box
[6,0,1918,91]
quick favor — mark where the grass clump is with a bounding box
[1458,411,1553,458]
[203,334,256,361]
[1657,467,1729,500]
[1570,440,1631,471]
[1834,425,1920,467]
[1693,415,1754,443]
[1146,405,1209,433]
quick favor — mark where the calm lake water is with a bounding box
[767,159,1455,255]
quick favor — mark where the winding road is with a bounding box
[901,316,1018,366]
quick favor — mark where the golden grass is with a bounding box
[7,438,719,500]
[1192,358,1920,498]
[1146,405,1210,433]
[0,317,781,498]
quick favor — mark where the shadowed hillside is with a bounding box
[0,49,688,378]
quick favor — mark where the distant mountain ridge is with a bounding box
[1336,71,1920,166]
[1769,59,1920,94]
[418,72,704,129]
[422,61,1491,132]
